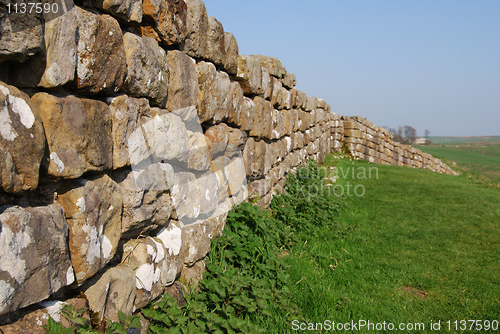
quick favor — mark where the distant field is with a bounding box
[427,136,500,145]
[415,139,500,185]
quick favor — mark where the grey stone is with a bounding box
[92,0,143,23]
[181,0,208,58]
[205,16,225,67]
[166,50,200,112]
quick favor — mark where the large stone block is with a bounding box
[243,137,265,178]
[0,82,45,194]
[254,55,284,78]
[92,0,143,23]
[75,7,126,94]
[224,32,239,75]
[113,164,173,238]
[236,55,263,95]
[197,61,231,124]
[182,223,211,266]
[56,175,123,284]
[181,0,208,58]
[249,96,272,139]
[0,10,43,63]
[0,204,74,316]
[109,95,151,169]
[227,83,254,131]
[205,16,225,67]
[122,237,172,309]
[271,109,286,140]
[156,220,186,278]
[143,0,188,46]
[187,131,211,171]
[166,50,200,112]
[31,93,113,179]
[85,265,136,322]
[122,32,169,107]
[205,123,229,157]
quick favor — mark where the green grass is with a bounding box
[415,142,500,185]
[283,156,500,332]
[427,136,500,145]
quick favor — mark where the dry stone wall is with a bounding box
[0,0,456,330]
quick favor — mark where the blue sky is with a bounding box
[203,0,500,137]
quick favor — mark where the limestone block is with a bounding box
[242,137,265,178]
[249,97,272,139]
[205,16,225,67]
[283,109,294,136]
[281,71,296,89]
[0,10,43,63]
[109,95,151,169]
[247,179,267,200]
[181,0,208,58]
[122,237,172,309]
[212,156,229,203]
[85,265,136,322]
[269,77,282,107]
[74,7,126,94]
[166,50,200,112]
[305,96,317,112]
[122,32,169,107]
[228,127,247,149]
[282,87,293,109]
[294,90,307,109]
[156,220,187,278]
[0,204,74,316]
[142,0,188,45]
[92,0,143,23]
[38,8,78,88]
[32,93,113,179]
[254,55,284,78]
[205,123,229,157]
[197,61,231,123]
[187,131,211,171]
[180,259,205,287]
[0,82,45,194]
[261,67,271,99]
[56,175,122,284]
[236,55,263,95]
[182,223,211,266]
[224,32,239,75]
[227,82,254,131]
[113,164,173,238]
[271,109,286,140]
[289,88,298,107]
[226,156,247,197]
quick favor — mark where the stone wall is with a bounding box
[0,0,456,330]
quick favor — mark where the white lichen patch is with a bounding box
[76,197,86,212]
[135,263,154,291]
[39,300,66,322]
[0,104,18,141]
[0,280,15,314]
[81,223,100,263]
[0,85,9,96]
[50,152,65,173]
[0,223,32,283]
[157,224,182,256]
[100,234,113,260]
[9,94,35,129]
[152,239,165,263]
[66,266,75,285]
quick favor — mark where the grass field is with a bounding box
[415,140,500,185]
[427,136,500,145]
[283,156,500,333]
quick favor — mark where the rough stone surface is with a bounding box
[182,223,211,266]
[187,131,211,171]
[31,93,113,179]
[249,97,272,139]
[113,164,173,238]
[0,11,43,63]
[0,82,45,193]
[156,220,186,279]
[205,16,225,67]
[236,55,263,95]
[93,0,143,23]
[56,175,123,284]
[39,8,78,88]
[166,50,200,112]
[142,0,188,46]
[224,32,239,75]
[243,137,265,178]
[74,7,127,94]
[205,123,229,157]
[254,55,284,78]
[122,32,169,107]
[0,204,74,316]
[122,236,174,308]
[197,61,231,124]
[181,0,208,58]
[85,265,136,322]
[109,95,151,169]
[227,83,254,131]
[180,259,205,287]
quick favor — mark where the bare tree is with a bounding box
[403,125,417,144]
[424,129,431,138]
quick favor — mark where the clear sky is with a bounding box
[203,0,500,137]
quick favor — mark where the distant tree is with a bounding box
[388,126,405,143]
[424,129,431,138]
[403,125,417,144]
